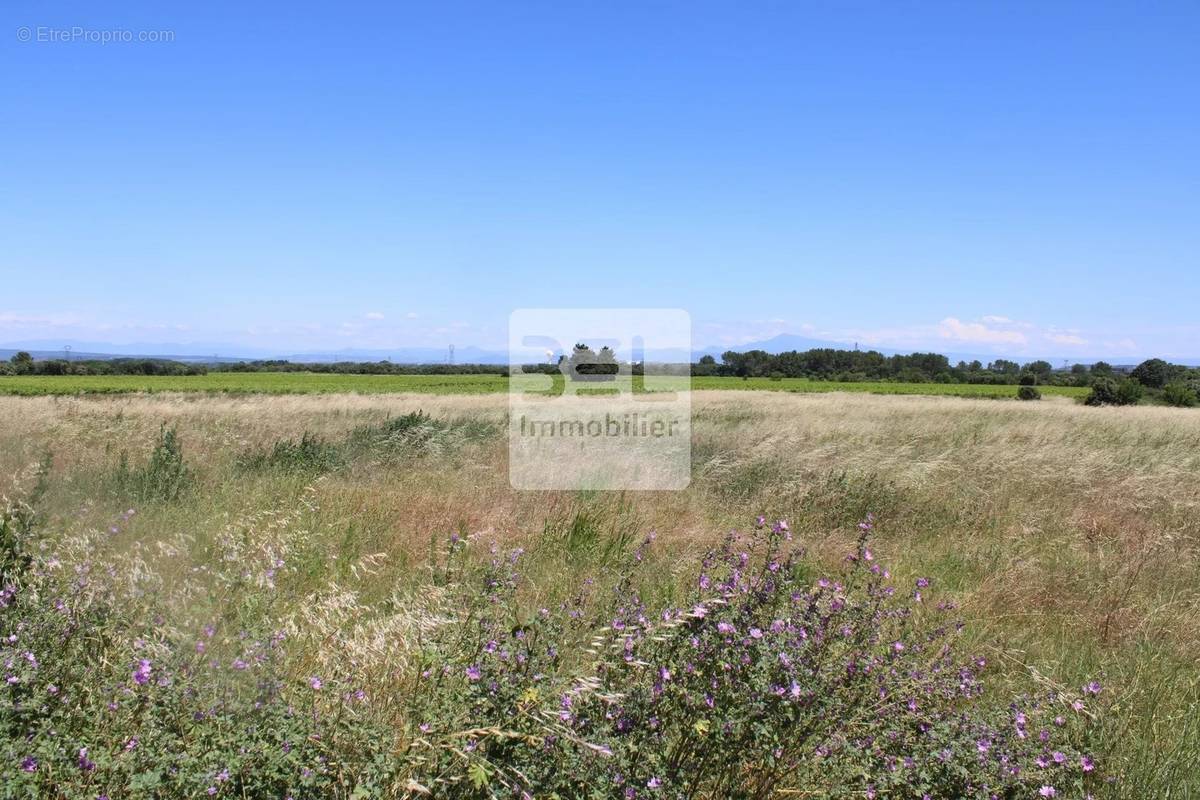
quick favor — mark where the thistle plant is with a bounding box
[0,474,1105,798]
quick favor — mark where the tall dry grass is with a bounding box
[1,390,1197,795]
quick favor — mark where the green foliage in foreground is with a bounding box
[0,480,1108,798]
[0,372,1093,400]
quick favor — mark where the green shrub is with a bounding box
[1130,358,1172,389]
[1019,373,1038,387]
[1085,377,1143,406]
[1017,385,1041,401]
[238,432,343,473]
[114,424,193,501]
[1163,382,1198,408]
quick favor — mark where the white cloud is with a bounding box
[1104,338,1139,354]
[364,311,385,320]
[980,315,1013,324]
[1046,332,1088,346]
[937,317,1028,345]
[0,311,84,329]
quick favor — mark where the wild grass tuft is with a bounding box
[112,424,193,502]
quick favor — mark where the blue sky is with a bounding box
[3,1,1198,360]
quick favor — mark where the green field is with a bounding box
[0,372,509,396]
[690,375,1090,399]
[0,372,1091,399]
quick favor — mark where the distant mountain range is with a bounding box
[2,336,1196,368]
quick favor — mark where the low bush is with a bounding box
[1085,378,1143,406]
[1018,385,1042,401]
[113,424,193,501]
[1162,382,1198,408]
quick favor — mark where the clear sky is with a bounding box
[3,1,1198,360]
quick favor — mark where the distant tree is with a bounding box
[567,343,617,380]
[10,351,33,374]
[721,350,749,379]
[1163,382,1199,408]
[1130,358,1172,389]
[988,359,1020,375]
[567,343,595,379]
[692,353,719,377]
[1090,361,1114,378]
[1065,363,1090,387]
[1117,378,1146,405]
[1024,360,1053,380]
[1085,377,1143,406]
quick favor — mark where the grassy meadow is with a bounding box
[1,390,1196,797]
[0,371,1090,400]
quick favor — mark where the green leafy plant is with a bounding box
[1162,382,1198,408]
[1085,378,1143,407]
[238,431,343,473]
[114,424,193,501]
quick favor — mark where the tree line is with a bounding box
[693,348,1197,388]
[3,347,1197,406]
